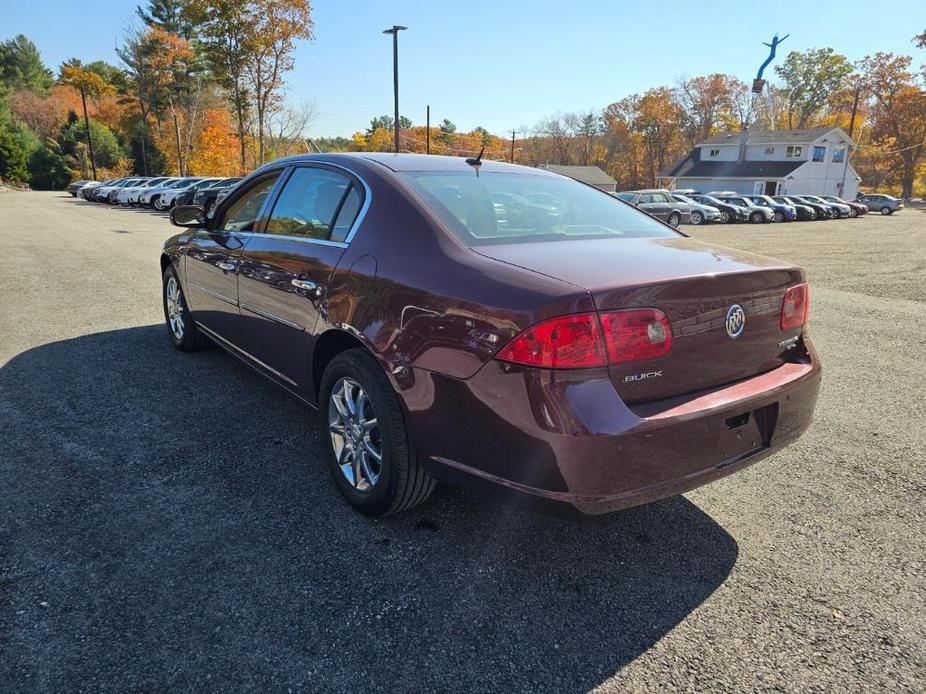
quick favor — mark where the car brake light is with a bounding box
[600,309,673,363]
[495,308,672,369]
[780,283,809,330]
[495,313,607,368]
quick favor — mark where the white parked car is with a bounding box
[139,177,202,209]
[156,177,213,210]
[118,177,174,206]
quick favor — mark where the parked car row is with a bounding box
[612,187,897,226]
[70,175,242,214]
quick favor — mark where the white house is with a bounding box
[660,126,861,199]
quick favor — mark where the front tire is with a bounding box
[320,349,435,516]
[880,206,892,215]
[848,207,858,218]
[718,210,731,224]
[773,211,784,223]
[162,266,211,351]
[667,212,680,228]
[750,211,764,224]
[689,211,703,225]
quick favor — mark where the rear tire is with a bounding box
[162,265,211,351]
[667,212,680,228]
[689,211,703,225]
[320,349,435,516]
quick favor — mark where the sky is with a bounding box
[4,0,924,138]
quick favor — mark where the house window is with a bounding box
[765,147,775,155]
[709,149,720,157]
[813,146,826,162]
[786,146,803,158]
[832,148,846,163]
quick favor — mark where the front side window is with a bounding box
[832,148,846,163]
[402,171,676,246]
[265,167,356,239]
[813,146,826,162]
[219,174,280,232]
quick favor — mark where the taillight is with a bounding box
[600,309,673,363]
[781,283,809,330]
[495,309,671,369]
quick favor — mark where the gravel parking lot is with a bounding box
[1,191,924,692]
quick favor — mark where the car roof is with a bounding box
[259,152,555,176]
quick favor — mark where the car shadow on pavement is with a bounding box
[0,326,738,693]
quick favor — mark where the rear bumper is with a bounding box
[404,339,821,515]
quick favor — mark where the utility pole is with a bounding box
[426,105,430,154]
[382,25,407,154]
[79,84,97,180]
[840,83,862,197]
[510,129,516,163]
[173,111,184,176]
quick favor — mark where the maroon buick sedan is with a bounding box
[162,153,820,516]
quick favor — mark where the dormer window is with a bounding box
[813,146,826,162]
[786,146,803,158]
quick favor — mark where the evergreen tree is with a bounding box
[0,34,54,91]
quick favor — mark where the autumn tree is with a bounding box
[243,0,314,165]
[193,0,257,172]
[775,48,854,128]
[59,63,115,179]
[858,52,926,198]
[676,74,748,144]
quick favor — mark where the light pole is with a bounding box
[382,25,407,153]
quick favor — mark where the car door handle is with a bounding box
[291,278,319,293]
[216,261,237,271]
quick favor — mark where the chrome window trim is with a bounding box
[232,231,348,249]
[240,301,304,331]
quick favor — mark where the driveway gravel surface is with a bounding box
[1,192,924,692]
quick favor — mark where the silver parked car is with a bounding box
[615,189,692,228]
[855,193,903,215]
[670,193,721,225]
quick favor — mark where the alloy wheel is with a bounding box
[165,276,185,340]
[328,377,382,492]
[719,211,730,224]
[690,211,703,225]
[773,211,784,222]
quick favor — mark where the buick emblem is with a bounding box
[725,304,746,339]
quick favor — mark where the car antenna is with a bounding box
[465,147,485,176]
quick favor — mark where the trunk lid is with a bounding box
[476,237,805,402]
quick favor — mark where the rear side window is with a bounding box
[330,186,363,242]
[403,171,675,246]
[265,167,355,239]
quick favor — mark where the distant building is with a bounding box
[541,165,617,193]
[660,126,860,199]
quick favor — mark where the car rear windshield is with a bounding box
[402,172,677,246]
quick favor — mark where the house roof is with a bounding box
[697,126,852,147]
[541,165,617,186]
[660,154,805,179]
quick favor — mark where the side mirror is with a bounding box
[170,205,206,228]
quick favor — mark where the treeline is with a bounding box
[0,0,313,190]
[354,44,926,198]
[1,6,924,197]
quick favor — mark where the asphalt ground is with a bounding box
[1,191,924,692]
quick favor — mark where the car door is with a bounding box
[184,172,282,343]
[637,194,660,217]
[235,164,365,390]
